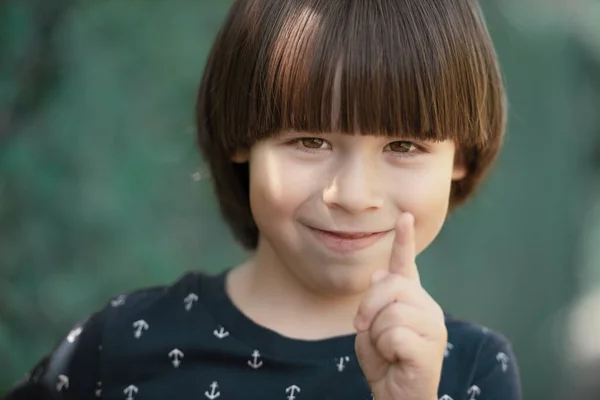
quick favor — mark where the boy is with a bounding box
[5,0,522,399]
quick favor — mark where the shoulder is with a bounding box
[445,314,513,356]
[445,315,517,369]
[3,311,104,400]
[101,270,209,328]
[442,315,522,400]
[3,271,209,400]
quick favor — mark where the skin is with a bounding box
[228,131,466,399]
[354,212,447,400]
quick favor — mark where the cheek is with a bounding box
[389,165,454,253]
[248,149,319,227]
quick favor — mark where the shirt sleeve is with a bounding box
[2,309,105,400]
[467,333,522,400]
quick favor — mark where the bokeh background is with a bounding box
[1,0,600,399]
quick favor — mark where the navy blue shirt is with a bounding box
[5,271,522,400]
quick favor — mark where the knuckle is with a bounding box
[433,320,448,342]
[390,329,408,350]
[432,303,445,317]
[382,327,409,351]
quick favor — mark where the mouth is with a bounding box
[305,226,392,253]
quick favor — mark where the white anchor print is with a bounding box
[482,327,489,334]
[247,350,263,369]
[184,293,198,311]
[286,385,301,400]
[56,375,69,392]
[205,381,220,399]
[444,342,454,358]
[169,348,184,368]
[467,385,481,399]
[67,327,82,343]
[496,352,509,372]
[132,320,149,338]
[439,395,453,400]
[111,295,126,307]
[124,385,138,400]
[213,326,229,339]
[337,356,350,371]
[95,381,102,397]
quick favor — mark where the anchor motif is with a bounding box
[248,350,263,369]
[95,381,102,398]
[184,293,198,311]
[439,395,453,400]
[67,327,82,343]
[213,326,229,339]
[286,385,301,400]
[169,348,184,368]
[205,381,220,399]
[56,375,69,392]
[132,320,149,338]
[124,385,138,400]
[467,385,481,399]
[111,295,126,307]
[444,342,454,358]
[496,352,509,372]
[337,356,350,371]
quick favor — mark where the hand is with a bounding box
[354,213,447,400]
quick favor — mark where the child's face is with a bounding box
[235,131,466,295]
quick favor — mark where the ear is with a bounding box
[452,150,468,181]
[231,148,249,163]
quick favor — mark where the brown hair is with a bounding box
[196,0,506,249]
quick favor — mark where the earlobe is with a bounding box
[231,149,249,163]
[452,164,467,180]
[452,151,468,180]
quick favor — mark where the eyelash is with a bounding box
[289,137,424,157]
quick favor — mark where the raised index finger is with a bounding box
[388,212,419,281]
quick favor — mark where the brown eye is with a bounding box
[300,138,325,149]
[387,141,415,153]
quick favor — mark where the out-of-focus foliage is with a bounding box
[0,0,244,390]
[1,1,599,399]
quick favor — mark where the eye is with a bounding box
[385,141,417,153]
[298,138,327,149]
[289,137,332,152]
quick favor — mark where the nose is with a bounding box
[322,155,384,213]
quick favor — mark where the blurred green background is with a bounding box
[1,1,599,399]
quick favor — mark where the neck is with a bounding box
[226,240,363,340]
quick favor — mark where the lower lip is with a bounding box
[308,227,390,254]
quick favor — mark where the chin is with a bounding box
[281,244,390,297]
[305,261,376,297]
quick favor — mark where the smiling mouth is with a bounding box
[316,230,384,238]
[306,226,392,253]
